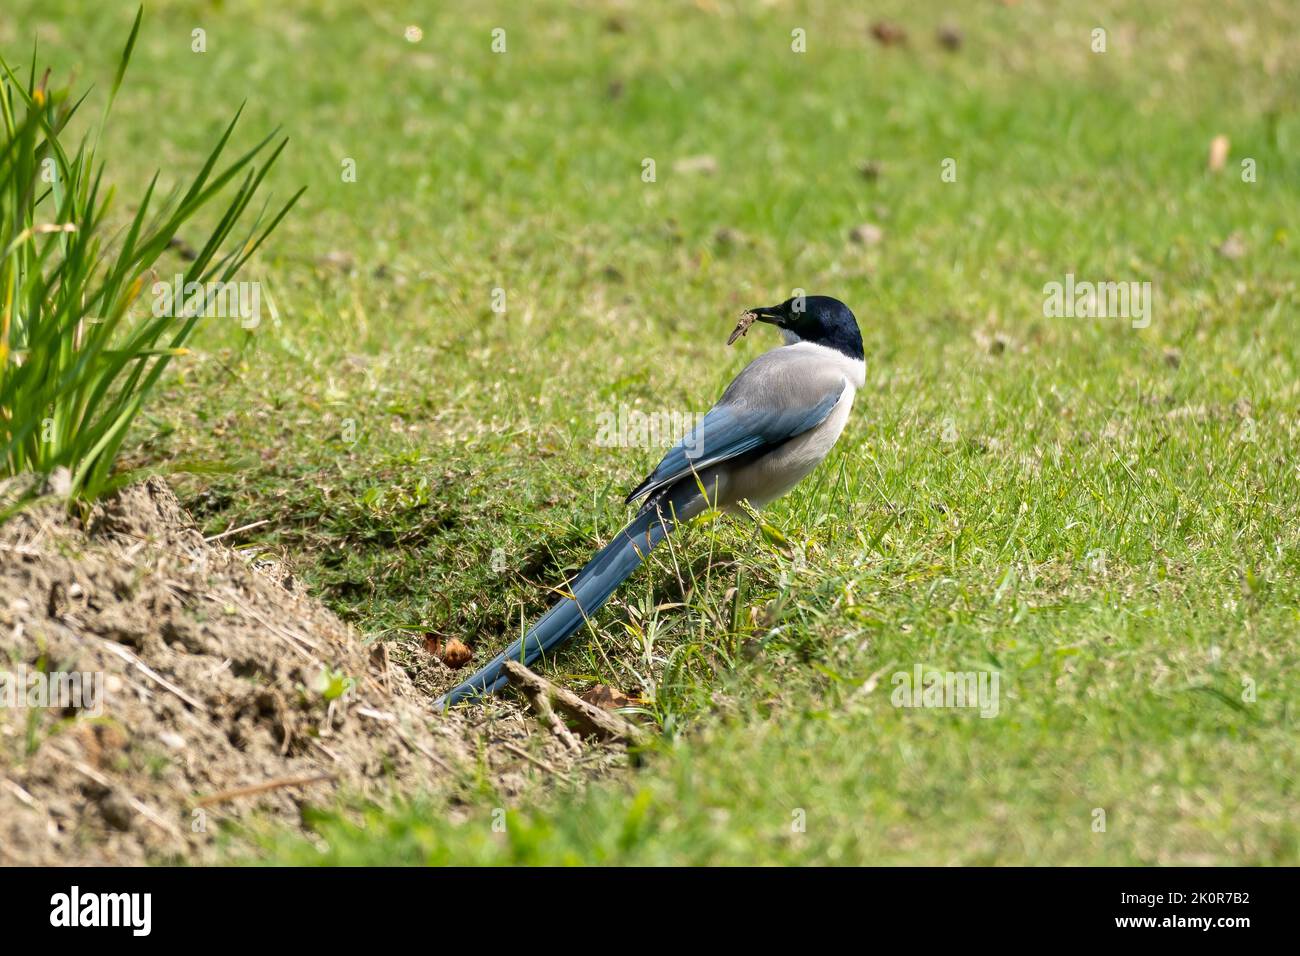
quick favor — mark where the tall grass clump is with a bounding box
[0,7,301,507]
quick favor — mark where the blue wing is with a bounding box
[625,377,845,505]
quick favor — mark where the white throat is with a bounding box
[781,338,866,389]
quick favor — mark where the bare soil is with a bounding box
[0,477,606,865]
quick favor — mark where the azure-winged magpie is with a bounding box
[436,295,864,708]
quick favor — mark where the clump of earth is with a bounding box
[0,477,606,865]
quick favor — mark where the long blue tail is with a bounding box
[434,485,696,709]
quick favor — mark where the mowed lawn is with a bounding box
[6,0,1297,864]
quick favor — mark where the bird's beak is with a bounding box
[728,304,787,345]
[746,305,786,326]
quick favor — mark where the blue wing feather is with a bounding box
[625,382,845,505]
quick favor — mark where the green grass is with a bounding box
[0,7,298,502]
[6,0,1297,864]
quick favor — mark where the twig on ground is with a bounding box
[64,758,181,838]
[204,519,270,543]
[98,640,208,713]
[359,709,456,774]
[194,772,336,807]
[503,660,650,747]
[500,739,560,775]
[2,778,40,809]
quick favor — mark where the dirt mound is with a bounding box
[0,478,595,865]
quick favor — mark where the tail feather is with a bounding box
[435,485,695,709]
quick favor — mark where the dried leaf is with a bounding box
[1217,233,1246,260]
[870,21,908,46]
[580,685,633,711]
[1208,135,1230,173]
[672,154,718,175]
[849,222,885,246]
[440,638,474,669]
[937,25,963,51]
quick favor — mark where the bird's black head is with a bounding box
[747,295,863,361]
